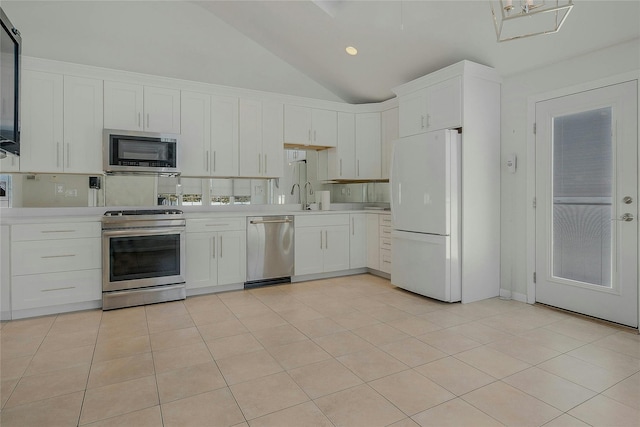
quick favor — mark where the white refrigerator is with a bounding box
[390,129,462,302]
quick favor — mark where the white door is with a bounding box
[535,81,638,327]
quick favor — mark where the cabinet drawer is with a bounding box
[295,214,349,228]
[379,225,392,238]
[12,238,101,275]
[380,237,392,250]
[12,269,101,310]
[187,217,244,233]
[380,248,392,274]
[12,222,100,241]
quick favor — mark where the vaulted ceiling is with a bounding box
[4,1,639,104]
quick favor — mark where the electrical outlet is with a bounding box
[55,183,65,194]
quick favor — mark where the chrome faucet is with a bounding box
[290,183,300,203]
[304,181,314,195]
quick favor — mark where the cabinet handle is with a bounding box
[325,230,328,249]
[421,115,425,129]
[205,223,230,227]
[357,160,360,177]
[205,150,210,172]
[41,230,75,233]
[320,230,323,249]
[314,130,316,142]
[66,143,70,168]
[219,235,223,258]
[352,218,355,235]
[426,114,430,128]
[258,154,262,174]
[138,113,141,128]
[41,286,75,292]
[264,154,267,175]
[308,129,311,142]
[340,159,342,176]
[41,254,76,259]
[146,113,150,129]
[213,151,217,172]
[56,142,60,168]
[212,238,216,259]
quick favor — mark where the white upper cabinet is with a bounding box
[181,92,238,177]
[355,112,381,179]
[20,70,63,173]
[211,96,239,177]
[284,105,337,148]
[103,81,143,131]
[398,88,428,138]
[381,107,399,180]
[63,76,104,174]
[21,71,103,174]
[328,112,355,179]
[180,91,211,177]
[398,76,461,137]
[239,99,283,178]
[104,81,180,133]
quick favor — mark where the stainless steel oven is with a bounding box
[102,209,186,310]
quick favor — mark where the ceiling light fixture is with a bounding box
[490,0,574,42]
[345,46,358,56]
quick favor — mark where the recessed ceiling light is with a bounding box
[345,46,358,56]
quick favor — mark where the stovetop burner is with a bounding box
[104,209,183,217]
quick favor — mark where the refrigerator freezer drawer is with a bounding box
[391,230,461,302]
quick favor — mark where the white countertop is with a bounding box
[0,204,390,225]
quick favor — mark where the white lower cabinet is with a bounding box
[349,213,367,269]
[295,214,350,276]
[366,214,380,270]
[10,222,101,313]
[186,218,246,289]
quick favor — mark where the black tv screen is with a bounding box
[0,7,20,156]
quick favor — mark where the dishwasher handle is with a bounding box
[249,218,293,224]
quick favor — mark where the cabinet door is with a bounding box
[211,96,239,177]
[63,76,103,173]
[104,81,144,131]
[284,105,311,145]
[12,269,101,310]
[262,101,284,178]
[398,88,427,138]
[426,77,462,131]
[328,112,355,179]
[381,107,398,180]
[238,98,262,176]
[186,232,216,289]
[311,109,337,147]
[294,227,324,275]
[355,112,381,179]
[0,153,19,172]
[180,91,211,177]
[20,70,64,172]
[349,214,367,269]
[323,225,350,272]
[217,230,246,285]
[144,86,180,133]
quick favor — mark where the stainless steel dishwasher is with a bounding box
[246,215,294,288]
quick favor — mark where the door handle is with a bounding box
[325,230,328,249]
[212,238,216,259]
[621,213,634,222]
[206,150,210,172]
[220,235,223,258]
[622,196,633,204]
[320,230,323,249]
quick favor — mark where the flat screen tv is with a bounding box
[0,7,21,157]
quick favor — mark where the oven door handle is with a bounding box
[102,227,185,238]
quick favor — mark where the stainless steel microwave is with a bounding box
[103,129,180,174]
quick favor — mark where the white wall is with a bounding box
[500,38,640,300]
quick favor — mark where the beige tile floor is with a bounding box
[1,274,639,427]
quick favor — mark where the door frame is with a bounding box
[525,71,640,329]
